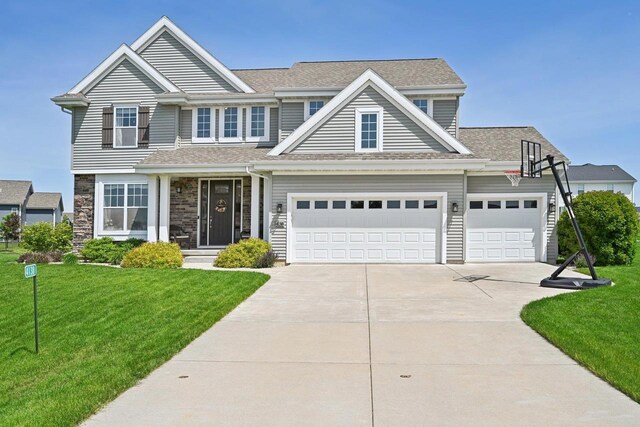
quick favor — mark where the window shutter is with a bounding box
[138,106,150,148]
[101,107,113,149]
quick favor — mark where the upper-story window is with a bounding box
[607,183,615,192]
[355,107,383,152]
[304,100,325,120]
[246,106,270,142]
[196,108,211,138]
[413,99,429,115]
[219,107,242,141]
[114,106,137,147]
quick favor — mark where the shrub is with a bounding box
[121,242,183,269]
[214,238,272,268]
[0,212,21,249]
[21,221,72,252]
[17,251,63,264]
[254,250,278,268]
[574,253,596,269]
[63,253,79,265]
[558,191,638,265]
[80,237,145,264]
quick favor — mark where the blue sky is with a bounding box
[1,1,639,209]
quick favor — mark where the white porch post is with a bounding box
[159,175,170,242]
[263,175,272,242]
[250,174,260,237]
[147,175,158,242]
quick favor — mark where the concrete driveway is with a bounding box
[85,263,640,426]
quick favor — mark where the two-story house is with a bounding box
[0,180,64,228]
[52,16,566,264]
[559,164,636,210]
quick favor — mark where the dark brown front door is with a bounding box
[199,180,234,246]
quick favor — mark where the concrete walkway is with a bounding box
[85,263,640,426]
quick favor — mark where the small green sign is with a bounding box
[25,264,37,279]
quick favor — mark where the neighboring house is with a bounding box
[24,192,65,226]
[0,180,34,224]
[560,164,636,208]
[52,16,568,264]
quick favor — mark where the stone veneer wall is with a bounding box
[242,176,251,233]
[73,174,95,251]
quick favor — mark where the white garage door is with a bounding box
[466,195,545,262]
[289,194,445,263]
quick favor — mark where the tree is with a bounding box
[0,213,21,250]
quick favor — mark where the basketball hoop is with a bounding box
[504,170,522,187]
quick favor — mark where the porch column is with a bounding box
[263,175,272,242]
[250,174,260,237]
[158,175,170,242]
[146,175,158,242]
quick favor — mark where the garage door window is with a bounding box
[351,200,364,209]
[488,201,501,209]
[369,200,383,209]
[332,200,346,209]
[296,201,310,209]
[506,200,519,209]
[405,200,419,209]
[387,200,400,209]
[469,201,483,209]
[314,200,328,209]
[524,200,538,209]
[423,200,438,209]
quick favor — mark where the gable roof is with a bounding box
[233,59,465,93]
[26,192,64,210]
[131,16,254,93]
[67,44,180,95]
[567,164,636,182]
[0,180,33,206]
[270,69,471,156]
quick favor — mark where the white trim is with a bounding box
[274,84,467,98]
[218,106,243,143]
[157,93,276,105]
[192,106,215,143]
[303,99,327,121]
[73,168,136,175]
[147,175,158,242]
[398,85,466,96]
[245,106,270,143]
[68,44,180,94]
[250,175,260,237]
[269,69,472,156]
[263,174,272,242]
[130,16,254,93]
[466,192,548,263]
[286,191,447,264]
[95,174,151,240]
[113,104,139,148]
[158,175,170,241]
[253,159,488,172]
[355,107,383,152]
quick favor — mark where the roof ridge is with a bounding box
[232,67,290,71]
[294,58,442,64]
[460,126,533,129]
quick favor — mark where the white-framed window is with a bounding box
[114,105,138,148]
[218,106,242,142]
[606,183,615,192]
[355,107,383,152]
[101,183,148,233]
[246,106,270,142]
[304,99,325,120]
[10,207,18,214]
[576,184,584,195]
[413,99,429,115]
[196,107,211,138]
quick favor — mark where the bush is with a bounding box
[63,253,79,265]
[80,237,145,264]
[17,251,63,264]
[558,191,638,265]
[121,242,183,269]
[254,250,278,268]
[214,238,272,268]
[21,221,72,252]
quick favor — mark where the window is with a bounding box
[506,200,519,209]
[332,200,346,209]
[369,200,382,209]
[351,200,364,209]
[524,200,538,209]
[249,106,267,140]
[196,108,211,138]
[103,183,147,232]
[10,207,18,214]
[405,200,419,209]
[114,106,137,147]
[314,200,328,209]
[487,201,501,209]
[607,183,615,192]
[576,184,584,195]
[296,200,310,209]
[423,200,438,209]
[469,201,483,209]
[387,200,401,209]
[413,99,429,114]
[220,107,241,140]
[308,100,324,118]
[355,108,383,152]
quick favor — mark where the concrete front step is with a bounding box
[182,249,222,256]
[184,256,217,264]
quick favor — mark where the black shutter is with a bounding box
[138,106,150,148]
[102,107,113,149]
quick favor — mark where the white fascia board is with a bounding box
[130,16,255,93]
[134,164,249,174]
[253,159,487,172]
[274,88,342,97]
[274,84,466,98]
[71,168,136,175]
[68,44,180,94]
[269,69,472,156]
[398,84,467,96]
[51,96,90,107]
[156,93,277,106]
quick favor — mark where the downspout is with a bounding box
[245,166,270,181]
[60,107,72,115]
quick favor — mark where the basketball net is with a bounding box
[504,170,522,187]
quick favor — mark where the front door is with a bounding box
[199,180,235,246]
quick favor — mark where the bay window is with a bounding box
[102,183,148,232]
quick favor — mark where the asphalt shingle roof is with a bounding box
[26,192,63,210]
[233,59,464,93]
[0,180,32,205]
[567,164,636,182]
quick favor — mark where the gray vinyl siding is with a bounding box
[280,102,305,141]
[433,99,458,137]
[139,30,237,93]
[270,174,464,263]
[466,175,558,263]
[269,107,279,144]
[0,205,20,221]
[25,209,54,226]
[290,87,447,153]
[72,59,178,170]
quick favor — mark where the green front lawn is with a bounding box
[0,253,268,426]
[522,243,640,402]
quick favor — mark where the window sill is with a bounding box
[219,137,243,143]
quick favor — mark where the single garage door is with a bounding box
[289,193,445,263]
[466,194,545,262]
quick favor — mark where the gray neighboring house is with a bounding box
[25,192,65,226]
[52,16,569,264]
[0,180,34,224]
[563,163,636,205]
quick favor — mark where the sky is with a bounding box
[1,0,639,210]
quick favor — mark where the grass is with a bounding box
[521,242,640,402]
[0,251,269,426]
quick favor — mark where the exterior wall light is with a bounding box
[176,187,182,194]
[276,203,283,214]
[451,202,459,213]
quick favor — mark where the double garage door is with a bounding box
[289,193,444,263]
